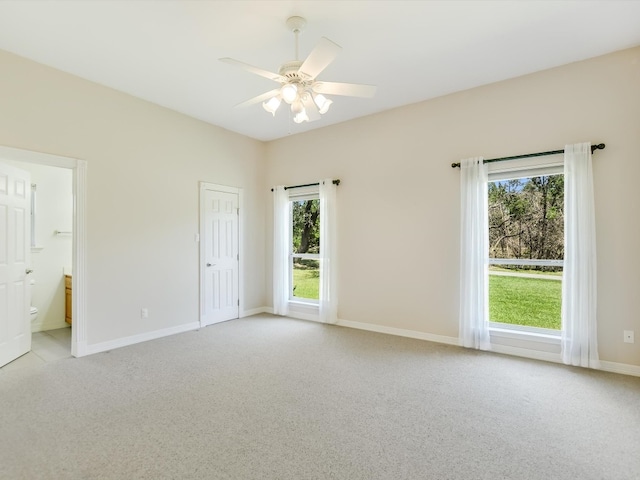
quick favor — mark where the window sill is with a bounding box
[489,323,560,345]
[289,299,319,306]
[287,300,319,322]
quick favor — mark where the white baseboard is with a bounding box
[489,343,563,364]
[334,318,640,377]
[287,311,320,322]
[336,318,459,346]
[77,309,275,358]
[486,341,640,378]
[240,307,270,318]
[73,340,87,358]
[254,306,320,323]
[599,360,640,377]
[75,311,640,378]
[32,319,69,333]
[245,307,322,323]
[83,321,200,356]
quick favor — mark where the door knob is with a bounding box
[206,263,215,267]
[25,269,33,274]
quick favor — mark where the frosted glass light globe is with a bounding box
[281,84,298,104]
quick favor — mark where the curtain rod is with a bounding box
[450,143,605,168]
[270,179,340,192]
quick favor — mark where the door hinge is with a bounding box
[237,253,239,261]
[237,299,240,306]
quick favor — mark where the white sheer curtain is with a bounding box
[459,157,491,350]
[272,186,290,316]
[319,179,338,324]
[562,143,599,368]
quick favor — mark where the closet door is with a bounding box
[201,187,239,326]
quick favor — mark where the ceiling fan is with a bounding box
[219,16,376,124]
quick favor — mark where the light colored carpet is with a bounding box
[1,315,639,480]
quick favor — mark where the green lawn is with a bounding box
[292,266,560,329]
[292,266,319,300]
[489,274,561,329]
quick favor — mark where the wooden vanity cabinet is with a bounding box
[65,275,72,324]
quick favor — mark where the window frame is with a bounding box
[487,161,564,338]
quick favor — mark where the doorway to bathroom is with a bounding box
[0,145,86,367]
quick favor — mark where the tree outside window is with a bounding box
[291,198,320,301]
[488,174,564,330]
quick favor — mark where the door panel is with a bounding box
[0,163,31,367]
[0,205,7,264]
[202,189,239,326]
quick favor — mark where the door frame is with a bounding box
[199,182,243,328]
[0,145,87,357]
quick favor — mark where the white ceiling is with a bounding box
[0,1,639,142]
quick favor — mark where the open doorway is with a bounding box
[0,145,86,366]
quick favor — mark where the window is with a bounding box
[488,168,563,333]
[290,193,320,303]
[273,179,338,322]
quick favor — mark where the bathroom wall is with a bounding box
[2,160,73,332]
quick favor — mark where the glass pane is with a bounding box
[292,199,320,254]
[292,258,319,300]
[489,267,562,330]
[488,175,564,262]
[488,174,564,330]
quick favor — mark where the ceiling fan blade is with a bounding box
[301,94,321,122]
[219,58,286,83]
[312,81,377,98]
[298,37,342,80]
[235,89,281,108]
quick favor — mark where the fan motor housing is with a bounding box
[278,61,306,82]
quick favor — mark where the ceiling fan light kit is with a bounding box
[220,16,376,124]
[314,94,332,114]
[281,83,298,103]
[262,96,281,116]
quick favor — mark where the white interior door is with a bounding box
[0,163,31,367]
[202,188,239,326]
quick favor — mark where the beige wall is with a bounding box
[1,43,638,368]
[0,49,266,346]
[265,46,640,367]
